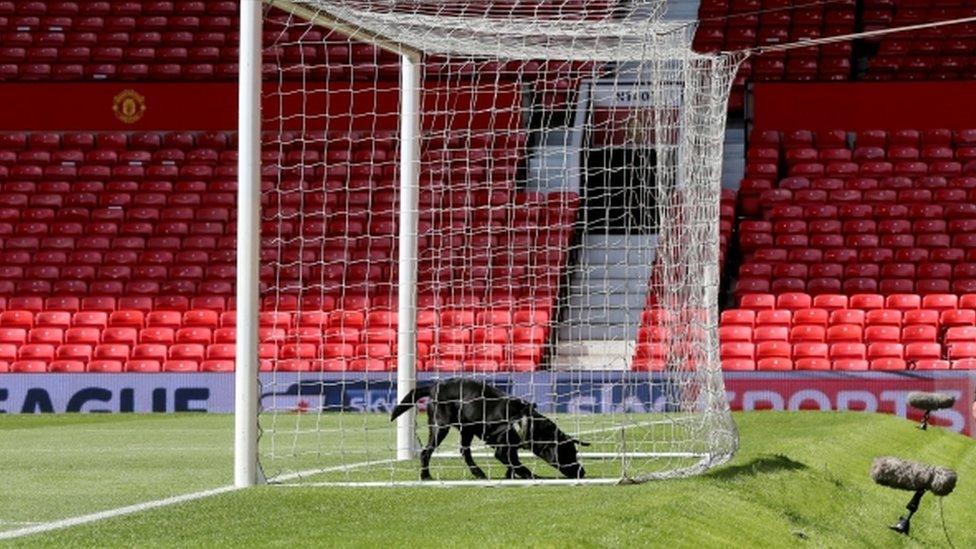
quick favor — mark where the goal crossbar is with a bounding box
[267,0,424,58]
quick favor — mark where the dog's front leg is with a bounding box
[493,445,535,480]
[459,429,487,479]
[507,449,535,480]
[493,446,516,479]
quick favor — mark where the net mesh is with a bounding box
[257,0,740,484]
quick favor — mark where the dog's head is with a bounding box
[519,411,589,479]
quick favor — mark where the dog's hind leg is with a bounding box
[419,419,451,481]
[459,429,487,479]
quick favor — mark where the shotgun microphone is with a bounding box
[870,456,957,535]
[906,392,956,430]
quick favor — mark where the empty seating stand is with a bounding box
[724,127,976,371]
[0,0,595,111]
[0,130,579,373]
[693,0,856,110]
[718,291,976,371]
[863,1,976,81]
[738,128,976,298]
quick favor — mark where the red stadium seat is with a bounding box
[790,325,825,343]
[146,311,182,329]
[739,293,775,311]
[719,325,752,343]
[720,309,755,327]
[829,309,865,327]
[865,326,900,343]
[94,344,129,362]
[885,294,921,311]
[827,324,863,343]
[776,293,812,311]
[721,342,754,365]
[849,294,884,310]
[830,343,868,370]
[34,311,71,330]
[905,342,944,369]
[755,309,791,327]
[163,360,199,372]
[753,325,788,343]
[56,344,92,363]
[900,309,936,327]
[11,360,48,373]
[945,326,976,344]
[102,326,139,346]
[865,309,901,328]
[49,360,86,373]
[812,294,848,311]
[941,309,976,328]
[793,342,830,371]
[126,359,162,373]
[183,309,219,328]
[0,310,34,329]
[88,360,125,373]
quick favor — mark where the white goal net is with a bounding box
[252,0,739,485]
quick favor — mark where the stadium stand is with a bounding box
[863,1,976,81]
[0,130,577,373]
[722,127,976,371]
[4,2,976,377]
[693,0,856,109]
[0,0,588,116]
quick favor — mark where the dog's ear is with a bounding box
[571,438,591,447]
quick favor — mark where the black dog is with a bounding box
[390,378,588,480]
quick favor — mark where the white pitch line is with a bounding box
[0,447,228,454]
[269,457,399,483]
[0,485,239,541]
[0,418,680,539]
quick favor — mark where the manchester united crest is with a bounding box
[112,89,146,124]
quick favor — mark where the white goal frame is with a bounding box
[235,0,738,488]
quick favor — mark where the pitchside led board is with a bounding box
[1,372,973,434]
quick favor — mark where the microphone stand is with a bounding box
[890,489,926,535]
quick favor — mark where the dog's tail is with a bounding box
[389,385,431,421]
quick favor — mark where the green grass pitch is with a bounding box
[2,411,975,547]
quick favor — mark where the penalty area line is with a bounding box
[0,485,239,541]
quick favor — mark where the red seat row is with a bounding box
[0,125,575,372]
[864,3,976,80]
[693,0,856,109]
[754,128,976,149]
[735,292,976,312]
[718,341,974,371]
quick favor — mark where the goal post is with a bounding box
[238,0,741,486]
[234,0,263,488]
[395,50,421,462]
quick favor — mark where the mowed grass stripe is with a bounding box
[2,412,975,547]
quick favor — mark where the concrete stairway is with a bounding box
[550,233,656,370]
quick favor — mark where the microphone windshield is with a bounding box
[871,457,957,497]
[906,392,956,412]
